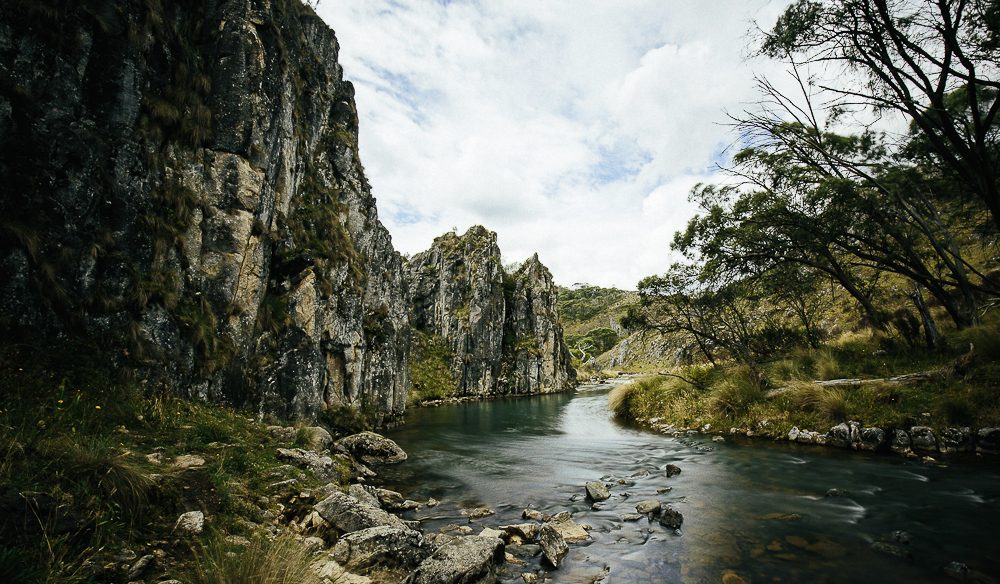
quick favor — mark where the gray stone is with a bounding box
[500,523,540,542]
[349,484,382,509]
[910,426,938,452]
[331,525,428,572]
[585,481,611,502]
[337,432,408,465]
[978,428,1000,454]
[939,427,973,453]
[635,500,661,515]
[407,536,505,584]
[276,448,339,481]
[522,509,549,522]
[302,426,334,451]
[173,511,204,536]
[538,523,568,568]
[664,464,682,477]
[620,513,644,522]
[658,506,683,529]
[825,488,850,498]
[859,427,886,451]
[891,429,912,454]
[546,514,589,543]
[126,554,155,580]
[314,491,406,533]
[479,527,505,540]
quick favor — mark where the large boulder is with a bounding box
[314,491,406,533]
[331,525,429,572]
[537,523,568,568]
[337,432,408,465]
[406,536,504,584]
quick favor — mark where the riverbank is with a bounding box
[608,323,1000,460]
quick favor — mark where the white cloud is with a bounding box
[318,0,792,289]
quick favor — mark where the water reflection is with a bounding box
[385,384,1000,582]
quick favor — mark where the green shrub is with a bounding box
[409,331,457,403]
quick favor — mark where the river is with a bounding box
[384,381,1000,583]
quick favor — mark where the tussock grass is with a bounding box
[710,367,767,418]
[187,534,323,584]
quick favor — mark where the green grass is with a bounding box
[0,344,344,583]
[611,320,1000,437]
[186,533,322,584]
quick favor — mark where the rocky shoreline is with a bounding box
[636,416,1000,460]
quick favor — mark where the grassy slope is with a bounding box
[0,345,350,584]
[609,320,1000,439]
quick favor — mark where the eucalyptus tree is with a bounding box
[762,0,1000,231]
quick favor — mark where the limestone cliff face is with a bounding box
[405,227,576,398]
[0,0,408,421]
[503,254,576,395]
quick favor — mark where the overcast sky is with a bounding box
[317,1,792,290]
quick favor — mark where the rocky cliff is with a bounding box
[0,0,408,421]
[405,227,576,399]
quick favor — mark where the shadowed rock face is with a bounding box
[0,0,407,421]
[405,226,576,398]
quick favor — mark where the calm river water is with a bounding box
[384,382,1000,583]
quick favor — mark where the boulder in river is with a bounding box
[315,491,407,533]
[658,505,683,530]
[538,523,568,568]
[337,432,408,465]
[635,500,661,515]
[349,484,382,509]
[585,481,611,502]
[522,509,549,522]
[407,535,504,584]
[331,525,429,572]
[665,464,682,477]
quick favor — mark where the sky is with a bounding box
[317,0,793,290]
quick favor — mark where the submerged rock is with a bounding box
[664,464,682,477]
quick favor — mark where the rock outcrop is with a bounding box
[0,0,408,421]
[405,226,575,399]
